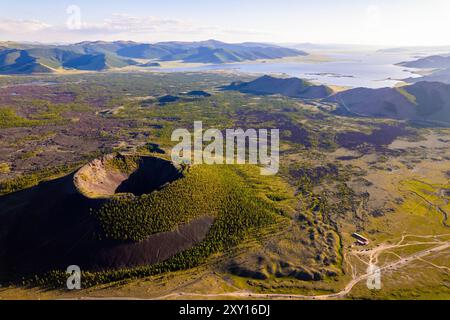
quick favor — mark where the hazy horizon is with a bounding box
[4,39,450,50]
[1,0,450,47]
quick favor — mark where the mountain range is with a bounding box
[407,68,450,84]
[223,75,450,124]
[398,55,450,69]
[400,54,450,84]
[0,40,306,74]
[223,75,333,99]
[326,81,450,125]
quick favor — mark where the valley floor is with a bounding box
[0,72,449,300]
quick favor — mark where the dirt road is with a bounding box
[152,237,449,300]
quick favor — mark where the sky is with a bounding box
[0,0,449,46]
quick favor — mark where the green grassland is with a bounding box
[0,72,449,299]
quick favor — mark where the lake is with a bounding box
[157,51,422,89]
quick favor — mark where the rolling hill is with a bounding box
[0,49,58,74]
[398,55,450,69]
[406,68,450,84]
[0,46,138,73]
[0,40,307,74]
[400,54,450,84]
[223,75,333,99]
[129,39,305,63]
[326,81,450,125]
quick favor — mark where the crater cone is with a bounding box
[74,154,183,198]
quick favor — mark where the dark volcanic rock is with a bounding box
[186,90,211,97]
[158,95,180,105]
[227,263,268,280]
[289,164,339,184]
[336,124,410,151]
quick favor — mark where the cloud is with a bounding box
[0,19,51,34]
[0,14,269,43]
[65,14,190,34]
[62,14,267,39]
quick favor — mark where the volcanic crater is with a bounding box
[0,154,215,279]
[74,154,183,198]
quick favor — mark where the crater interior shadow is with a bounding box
[115,157,182,196]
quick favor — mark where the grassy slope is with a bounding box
[23,163,295,288]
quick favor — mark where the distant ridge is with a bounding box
[398,55,450,69]
[223,75,333,99]
[326,81,450,125]
[399,54,450,84]
[0,40,307,74]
